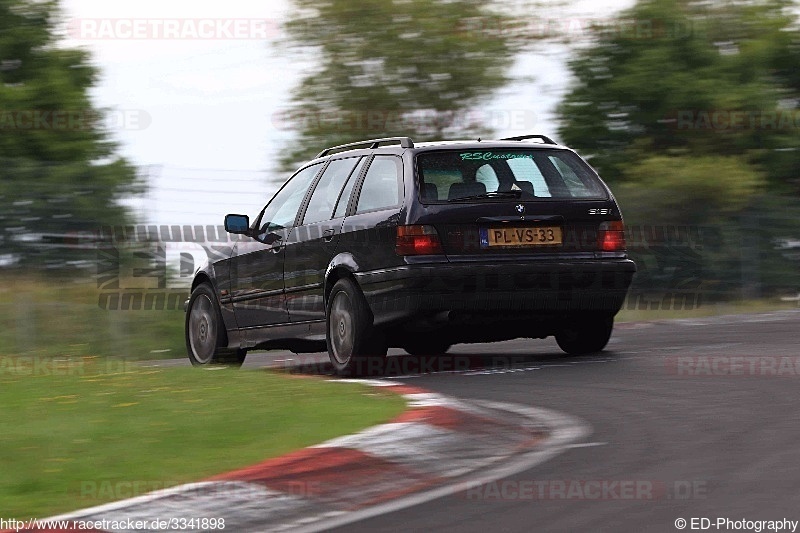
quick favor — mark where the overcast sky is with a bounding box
[61,0,635,226]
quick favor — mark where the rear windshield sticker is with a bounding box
[460,152,536,161]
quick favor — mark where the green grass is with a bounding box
[616,297,798,323]
[0,276,185,359]
[0,361,406,518]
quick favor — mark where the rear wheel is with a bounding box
[326,278,387,376]
[185,283,246,367]
[555,314,614,355]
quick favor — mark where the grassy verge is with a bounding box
[0,360,406,518]
[0,276,185,359]
[616,298,798,323]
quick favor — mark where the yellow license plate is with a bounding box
[486,226,562,246]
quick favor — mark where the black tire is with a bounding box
[555,314,614,355]
[326,278,387,376]
[403,336,452,356]
[185,283,246,367]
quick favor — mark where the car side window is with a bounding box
[302,157,360,225]
[333,157,368,218]
[258,163,323,233]
[355,156,402,214]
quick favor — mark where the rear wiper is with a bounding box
[448,190,523,202]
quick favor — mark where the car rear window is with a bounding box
[417,149,607,202]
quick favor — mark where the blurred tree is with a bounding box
[0,0,141,268]
[616,155,764,225]
[556,0,800,298]
[278,0,523,171]
[557,0,800,188]
[559,0,800,299]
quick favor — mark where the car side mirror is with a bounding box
[224,214,250,235]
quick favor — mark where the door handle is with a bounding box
[323,229,336,242]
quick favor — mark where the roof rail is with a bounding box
[499,134,557,145]
[316,137,414,158]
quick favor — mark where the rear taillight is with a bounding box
[598,220,626,252]
[396,225,444,255]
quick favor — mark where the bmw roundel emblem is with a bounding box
[515,204,525,215]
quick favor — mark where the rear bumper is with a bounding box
[354,259,637,326]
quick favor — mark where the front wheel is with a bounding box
[185,283,246,367]
[326,278,387,376]
[555,314,614,355]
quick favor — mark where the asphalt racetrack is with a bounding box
[157,311,800,532]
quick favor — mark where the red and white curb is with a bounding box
[5,380,590,532]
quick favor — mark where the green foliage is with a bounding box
[0,0,142,268]
[557,0,800,298]
[278,0,521,170]
[557,0,800,186]
[615,155,765,225]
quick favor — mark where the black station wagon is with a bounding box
[185,135,636,374]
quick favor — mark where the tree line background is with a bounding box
[1,0,799,302]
